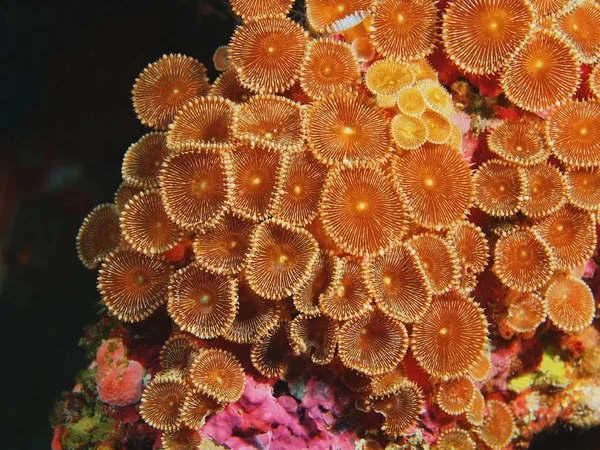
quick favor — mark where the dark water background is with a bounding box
[0,0,599,448]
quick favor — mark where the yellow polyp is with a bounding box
[508,372,536,393]
[342,126,356,136]
[539,351,570,388]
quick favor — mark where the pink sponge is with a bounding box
[96,338,144,406]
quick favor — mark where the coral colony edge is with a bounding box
[51,0,600,449]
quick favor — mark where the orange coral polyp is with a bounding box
[338,309,409,375]
[273,150,328,227]
[114,183,142,212]
[448,222,489,275]
[435,376,476,415]
[409,233,460,295]
[370,381,423,437]
[522,162,566,218]
[192,213,255,275]
[394,144,473,228]
[320,257,371,321]
[442,0,534,75]
[209,69,253,103]
[230,0,294,19]
[159,333,200,375]
[189,349,246,403]
[77,204,122,269]
[159,149,232,231]
[293,251,340,314]
[306,91,392,166]
[506,292,547,333]
[365,59,415,97]
[370,0,437,61]
[396,86,426,116]
[545,275,596,332]
[481,400,517,449]
[236,95,304,152]
[422,110,451,144]
[300,39,360,100]
[305,0,371,33]
[122,132,170,189]
[98,250,172,322]
[250,323,294,378]
[556,1,600,64]
[168,264,238,339]
[223,279,281,344]
[230,143,286,222]
[417,80,454,117]
[140,374,188,432]
[167,97,237,150]
[370,362,408,397]
[181,390,222,430]
[320,165,409,256]
[466,388,485,425]
[535,204,596,270]
[289,313,339,364]
[364,244,432,322]
[494,229,554,292]
[469,352,491,381]
[528,0,571,20]
[501,30,580,112]
[230,16,308,94]
[411,291,488,379]
[245,219,319,300]
[487,119,549,166]
[132,54,209,130]
[473,159,526,217]
[435,427,475,450]
[161,427,204,450]
[546,99,600,168]
[565,166,600,210]
[213,45,231,72]
[391,114,428,149]
[120,189,183,255]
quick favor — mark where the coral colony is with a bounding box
[51,0,600,449]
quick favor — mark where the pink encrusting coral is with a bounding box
[203,370,367,450]
[96,338,144,407]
